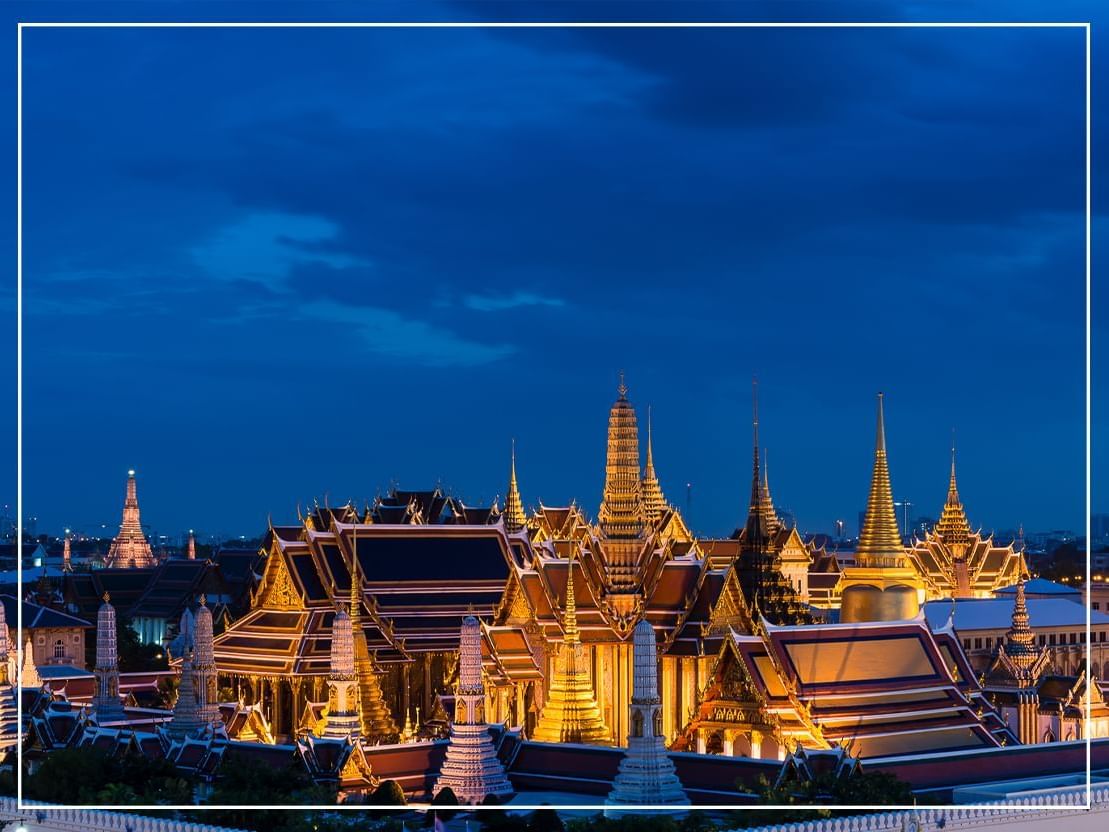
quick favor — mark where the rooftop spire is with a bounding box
[504,439,527,533]
[935,431,971,554]
[1004,580,1039,669]
[856,393,906,565]
[599,372,645,539]
[641,406,667,524]
[744,379,779,543]
[563,553,579,644]
[349,552,361,627]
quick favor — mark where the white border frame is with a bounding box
[13,19,1093,817]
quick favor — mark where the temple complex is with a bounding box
[837,393,924,623]
[195,379,1019,772]
[905,444,1026,599]
[432,614,514,803]
[104,470,157,568]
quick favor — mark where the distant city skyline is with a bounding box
[3,23,1093,537]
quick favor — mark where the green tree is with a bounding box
[369,779,407,806]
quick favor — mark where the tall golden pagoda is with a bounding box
[597,373,649,592]
[348,556,399,741]
[504,441,527,534]
[640,408,666,525]
[838,393,923,623]
[531,557,610,745]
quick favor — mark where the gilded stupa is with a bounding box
[348,557,399,741]
[531,556,610,745]
[838,393,923,622]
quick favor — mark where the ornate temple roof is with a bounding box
[904,441,1024,599]
[708,618,1014,757]
[934,442,972,550]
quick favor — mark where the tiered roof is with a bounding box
[683,618,1013,758]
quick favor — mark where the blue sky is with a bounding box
[2,2,1102,542]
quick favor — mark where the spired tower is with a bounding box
[983,581,1051,743]
[104,470,156,568]
[838,394,923,623]
[62,531,72,572]
[431,615,514,804]
[93,593,127,722]
[187,530,197,560]
[193,597,221,727]
[169,651,204,738]
[504,441,527,534]
[606,619,689,807]
[532,557,610,744]
[348,558,399,741]
[640,408,667,526]
[598,374,649,593]
[322,603,362,739]
[935,441,973,595]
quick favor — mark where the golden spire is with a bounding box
[641,406,666,524]
[531,552,609,745]
[504,439,527,533]
[349,552,361,626]
[563,552,579,643]
[744,379,779,544]
[1004,580,1040,672]
[598,372,645,539]
[856,393,906,566]
[935,432,971,555]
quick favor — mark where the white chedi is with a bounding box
[431,614,514,804]
[606,620,689,807]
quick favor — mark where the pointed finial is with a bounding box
[563,548,579,642]
[102,592,111,604]
[199,594,207,607]
[876,392,886,453]
[617,369,628,399]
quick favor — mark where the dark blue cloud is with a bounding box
[1,2,1100,543]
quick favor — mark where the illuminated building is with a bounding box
[205,380,1009,765]
[904,443,1026,599]
[837,394,924,623]
[981,581,1109,742]
[104,470,157,568]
